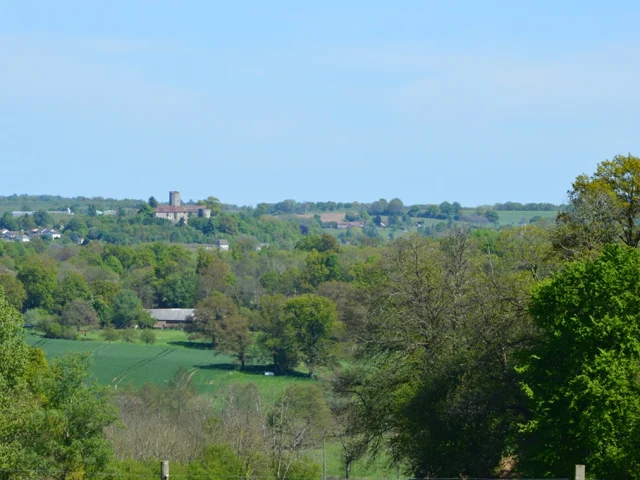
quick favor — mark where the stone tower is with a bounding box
[169,191,181,207]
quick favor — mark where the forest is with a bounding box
[1,154,640,479]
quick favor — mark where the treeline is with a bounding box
[1,207,318,248]
[0,193,563,217]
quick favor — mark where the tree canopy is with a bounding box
[518,244,640,479]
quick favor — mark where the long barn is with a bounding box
[147,309,194,329]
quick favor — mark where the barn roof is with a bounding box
[147,309,194,322]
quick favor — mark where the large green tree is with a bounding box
[555,154,640,258]
[284,294,340,378]
[518,244,640,479]
[109,289,147,328]
[0,274,26,311]
[189,293,238,348]
[17,256,58,311]
[258,294,300,373]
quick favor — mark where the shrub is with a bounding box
[101,327,119,343]
[120,329,138,343]
[140,329,156,345]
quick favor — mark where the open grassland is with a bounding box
[26,331,317,397]
[493,210,558,226]
[296,212,347,222]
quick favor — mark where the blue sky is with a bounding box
[1,1,639,206]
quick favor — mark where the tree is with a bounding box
[518,244,640,479]
[189,293,239,348]
[17,214,35,230]
[484,210,499,224]
[87,204,98,217]
[154,271,197,308]
[563,154,640,249]
[268,384,331,480]
[0,274,26,311]
[296,234,340,253]
[0,212,18,231]
[387,198,404,215]
[333,232,545,478]
[17,255,58,311]
[196,252,235,300]
[33,209,52,227]
[200,196,222,216]
[109,289,146,328]
[284,294,340,378]
[216,314,253,369]
[258,294,300,372]
[148,196,159,208]
[58,271,91,307]
[61,298,99,331]
[439,201,453,218]
[300,250,342,291]
[368,198,388,216]
[218,214,239,235]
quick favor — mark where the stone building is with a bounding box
[154,191,211,224]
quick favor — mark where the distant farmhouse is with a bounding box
[154,191,211,224]
[147,308,194,329]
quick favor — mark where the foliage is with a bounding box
[17,255,58,311]
[518,245,640,479]
[101,326,119,342]
[61,298,98,332]
[258,294,300,373]
[269,384,331,480]
[188,292,238,346]
[0,287,116,479]
[0,274,26,311]
[555,154,640,258]
[284,294,340,377]
[140,329,156,345]
[333,232,545,477]
[109,289,147,328]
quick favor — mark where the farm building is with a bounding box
[148,308,194,329]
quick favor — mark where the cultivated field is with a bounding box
[26,331,315,397]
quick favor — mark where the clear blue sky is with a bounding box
[1,1,639,206]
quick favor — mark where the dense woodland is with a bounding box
[2,155,640,479]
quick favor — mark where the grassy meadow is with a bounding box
[25,330,316,397]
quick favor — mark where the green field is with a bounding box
[26,331,316,397]
[492,210,558,226]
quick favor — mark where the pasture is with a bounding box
[26,331,316,397]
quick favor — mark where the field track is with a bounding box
[109,347,176,389]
